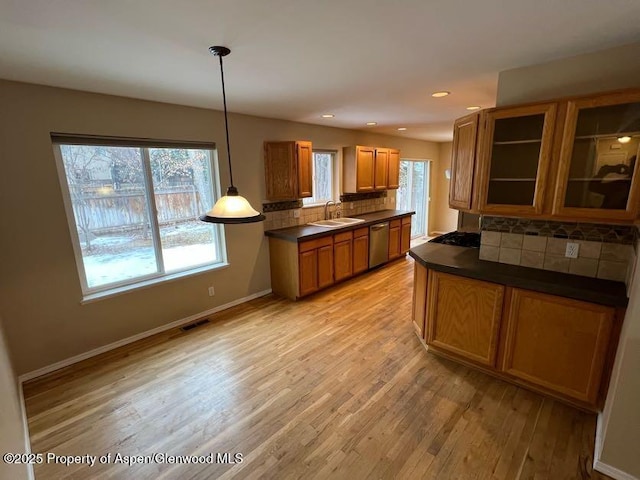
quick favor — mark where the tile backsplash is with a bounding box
[479,216,638,285]
[262,194,396,231]
[481,216,636,243]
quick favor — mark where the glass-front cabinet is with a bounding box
[553,92,640,221]
[477,104,557,216]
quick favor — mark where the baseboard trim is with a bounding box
[595,411,605,467]
[18,289,272,383]
[594,460,639,480]
[17,381,35,480]
[594,411,639,480]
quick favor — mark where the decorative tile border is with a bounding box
[262,200,302,213]
[481,216,637,244]
[340,191,386,202]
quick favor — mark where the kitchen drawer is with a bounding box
[299,236,333,253]
[334,231,353,243]
[354,227,369,238]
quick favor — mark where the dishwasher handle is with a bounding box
[370,223,388,230]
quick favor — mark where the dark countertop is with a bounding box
[409,242,628,308]
[264,209,415,242]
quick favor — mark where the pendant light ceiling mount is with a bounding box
[209,46,231,57]
[200,45,265,225]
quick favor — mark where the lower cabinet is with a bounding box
[500,288,614,405]
[333,231,353,282]
[412,263,428,338]
[390,217,412,259]
[299,237,333,296]
[268,215,412,300]
[388,219,401,259]
[352,227,369,274]
[401,217,412,254]
[426,271,504,367]
[413,263,621,410]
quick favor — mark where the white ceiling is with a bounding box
[1,0,640,142]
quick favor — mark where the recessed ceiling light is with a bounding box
[366,122,377,126]
[431,91,450,98]
[618,136,632,144]
[321,114,335,118]
[397,127,407,131]
[466,106,481,111]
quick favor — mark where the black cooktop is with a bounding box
[429,231,481,248]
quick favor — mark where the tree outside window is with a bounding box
[303,151,335,206]
[54,139,225,295]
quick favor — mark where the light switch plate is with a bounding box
[565,242,579,259]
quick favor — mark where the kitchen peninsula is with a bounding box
[409,242,628,411]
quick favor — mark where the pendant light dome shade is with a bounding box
[200,186,264,224]
[200,45,265,224]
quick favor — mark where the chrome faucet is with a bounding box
[324,200,336,220]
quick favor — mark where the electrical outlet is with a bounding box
[208,286,215,296]
[293,209,300,218]
[565,242,579,259]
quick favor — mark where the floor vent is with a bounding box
[180,318,210,332]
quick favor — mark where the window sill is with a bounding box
[80,262,230,305]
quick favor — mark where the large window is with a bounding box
[303,151,335,206]
[53,135,226,298]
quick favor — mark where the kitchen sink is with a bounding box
[308,217,365,228]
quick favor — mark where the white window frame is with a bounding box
[52,134,228,302]
[303,150,337,207]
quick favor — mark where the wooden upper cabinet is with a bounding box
[344,146,375,192]
[449,112,481,210]
[426,271,504,367]
[387,149,400,189]
[296,141,313,198]
[552,91,640,221]
[374,148,389,190]
[500,288,614,404]
[477,103,557,216]
[264,140,313,200]
[344,146,401,193]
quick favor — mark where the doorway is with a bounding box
[397,160,430,239]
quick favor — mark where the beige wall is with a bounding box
[429,142,458,235]
[0,80,439,375]
[495,43,640,479]
[599,248,640,478]
[0,316,32,480]
[497,42,640,107]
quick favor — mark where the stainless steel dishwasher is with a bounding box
[369,222,389,268]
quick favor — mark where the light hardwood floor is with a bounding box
[23,256,611,479]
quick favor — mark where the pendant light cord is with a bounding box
[218,53,234,188]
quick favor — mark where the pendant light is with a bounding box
[200,46,265,224]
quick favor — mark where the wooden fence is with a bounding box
[71,189,202,233]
